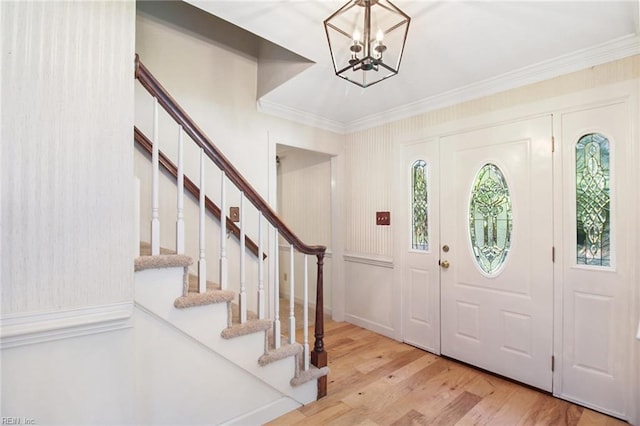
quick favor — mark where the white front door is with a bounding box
[556,101,632,419]
[401,139,440,353]
[440,116,554,391]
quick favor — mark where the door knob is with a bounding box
[440,260,450,269]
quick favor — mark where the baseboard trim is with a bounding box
[344,313,395,339]
[220,396,301,425]
[1,302,134,349]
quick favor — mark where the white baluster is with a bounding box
[303,255,309,370]
[198,149,206,293]
[273,227,281,349]
[176,126,185,254]
[289,245,295,344]
[239,192,247,323]
[257,212,265,319]
[151,97,160,255]
[220,171,228,290]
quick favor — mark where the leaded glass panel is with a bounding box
[411,160,428,250]
[469,164,512,275]
[576,133,610,266]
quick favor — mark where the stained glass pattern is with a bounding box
[469,164,513,275]
[411,160,428,251]
[576,133,610,266]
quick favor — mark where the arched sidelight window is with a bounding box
[411,160,428,251]
[469,163,513,275]
[576,133,611,266]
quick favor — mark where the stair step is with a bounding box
[258,343,302,366]
[135,254,192,272]
[290,365,330,387]
[174,273,236,309]
[221,319,272,339]
[174,289,235,309]
[135,242,192,272]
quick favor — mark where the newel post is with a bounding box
[311,252,327,398]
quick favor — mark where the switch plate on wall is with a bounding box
[376,211,391,226]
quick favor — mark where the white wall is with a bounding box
[1,0,135,314]
[1,1,136,423]
[2,327,136,425]
[134,306,298,425]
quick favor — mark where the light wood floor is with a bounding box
[268,320,627,426]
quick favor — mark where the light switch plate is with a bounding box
[376,211,390,226]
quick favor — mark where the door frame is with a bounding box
[267,132,346,323]
[394,79,639,423]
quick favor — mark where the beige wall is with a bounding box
[278,148,332,247]
[1,0,136,314]
[277,147,333,311]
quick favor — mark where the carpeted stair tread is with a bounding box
[135,242,192,271]
[290,365,330,387]
[174,288,235,309]
[135,254,192,271]
[221,319,272,339]
[258,343,302,366]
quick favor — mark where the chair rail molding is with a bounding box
[0,302,134,349]
[343,251,393,268]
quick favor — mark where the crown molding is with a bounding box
[259,33,640,135]
[257,98,347,134]
[346,33,640,133]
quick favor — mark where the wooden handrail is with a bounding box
[134,55,327,398]
[134,56,326,257]
[133,126,266,260]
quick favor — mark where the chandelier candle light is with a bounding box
[324,0,410,88]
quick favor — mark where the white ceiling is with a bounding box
[185,1,640,133]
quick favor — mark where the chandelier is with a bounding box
[324,0,411,88]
